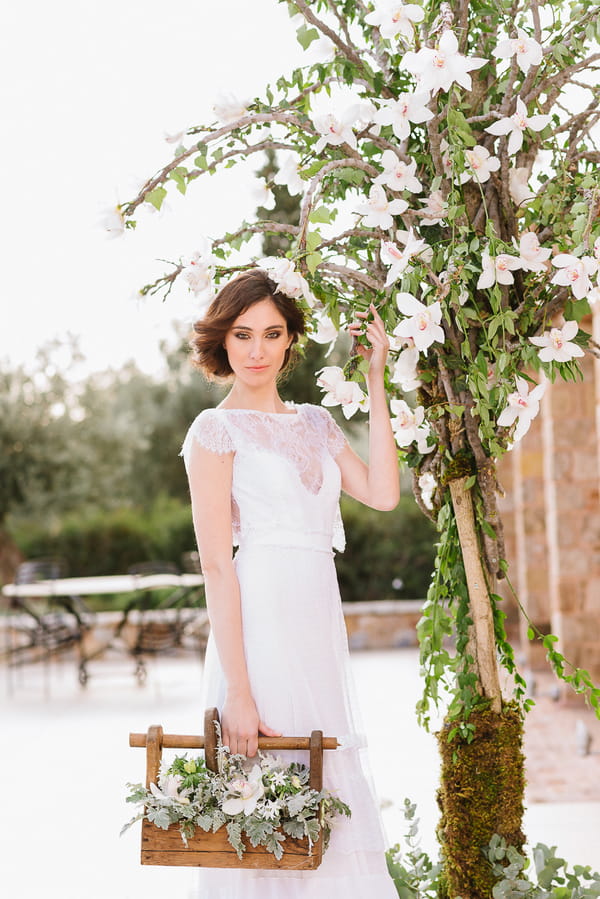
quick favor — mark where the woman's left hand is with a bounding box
[348,304,390,380]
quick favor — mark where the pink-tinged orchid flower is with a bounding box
[459,145,501,184]
[390,343,421,391]
[390,399,432,452]
[509,167,536,206]
[149,774,190,804]
[355,184,408,229]
[497,376,546,443]
[317,366,369,418]
[402,30,487,96]
[375,149,422,193]
[516,232,551,273]
[477,250,522,289]
[529,320,584,363]
[222,766,265,816]
[381,229,429,285]
[420,190,448,226]
[394,293,445,352]
[373,92,434,140]
[312,110,358,153]
[364,2,425,41]
[551,254,599,300]
[486,98,550,155]
[494,28,543,74]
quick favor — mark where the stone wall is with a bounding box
[498,309,600,695]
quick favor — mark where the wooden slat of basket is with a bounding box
[140,819,322,869]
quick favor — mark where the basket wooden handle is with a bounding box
[132,708,338,790]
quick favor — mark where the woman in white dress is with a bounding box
[182,268,400,898]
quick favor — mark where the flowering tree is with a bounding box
[110,0,600,893]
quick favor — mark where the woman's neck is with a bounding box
[219,383,290,413]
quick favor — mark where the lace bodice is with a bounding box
[181,403,348,551]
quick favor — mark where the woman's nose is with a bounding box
[249,339,264,359]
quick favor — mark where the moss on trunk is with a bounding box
[437,703,526,898]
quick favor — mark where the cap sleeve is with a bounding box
[321,407,348,457]
[180,409,234,470]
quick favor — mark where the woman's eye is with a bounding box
[267,332,283,339]
[234,333,250,339]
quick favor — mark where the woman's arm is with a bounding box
[336,305,400,511]
[187,441,280,756]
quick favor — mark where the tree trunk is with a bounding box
[0,527,23,586]
[448,476,502,711]
[437,704,526,899]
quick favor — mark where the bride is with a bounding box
[182,267,400,897]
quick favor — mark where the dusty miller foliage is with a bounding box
[116,0,600,721]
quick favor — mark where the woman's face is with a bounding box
[224,297,292,385]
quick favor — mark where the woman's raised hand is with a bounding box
[222,687,281,757]
[348,304,390,381]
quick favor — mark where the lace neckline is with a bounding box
[216,403,300,418]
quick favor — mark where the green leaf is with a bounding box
[306,230,322,252]
[145,187,167,211]
[306,251,323,274]
[481,519,497,539]
[527,626,535,641]
[296,24,320,50]
[309,206,333,224]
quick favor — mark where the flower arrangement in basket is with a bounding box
[123,708,349,870]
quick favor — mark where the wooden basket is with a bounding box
[129,708,339,870]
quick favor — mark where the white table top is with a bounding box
[2,573,204,598]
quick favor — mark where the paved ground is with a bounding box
[1,649,599,899]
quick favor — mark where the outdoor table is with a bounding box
[2,573,205,686]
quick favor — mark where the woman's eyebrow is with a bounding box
[231,324,285,331]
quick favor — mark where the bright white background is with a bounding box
[0,0,306,375]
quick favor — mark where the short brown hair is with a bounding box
[191,269,306,378]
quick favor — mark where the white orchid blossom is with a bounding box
[373,92,434,140]
[494,28,543,74]
[100,205,125,239]
[149,774,190,804]
[365,2,425,41]
[390,399,433,452]
[551,254,599,300]
[260,257,316,306]
[420,190,448,225]
[515,232,551,272]
[252,178,276,210]
[477,250,522,289]
[380,228,429,285]
[459,145,501,184]
[182,243,216,308]
[355,184,408,229]
[394,293,445,352]
[485,98,551,155]
[164,129,186,145]
[509,167,536,206]
[213,92,251,124]
[312,109,358,153]
[497,376,546,443]
[529,320,584,363]
[418,472,437,510]
[317,366,369,418]
[273,153,305,196]
[402,30,487,96]
[375,149,422,193]
[221,766,265,816]
[390,343,421,391]
[307,312,339,356]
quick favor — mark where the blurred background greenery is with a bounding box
[1,331,436,606]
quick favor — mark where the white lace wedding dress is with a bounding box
[182,402,397,898]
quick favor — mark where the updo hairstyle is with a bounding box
[191,268,306,379]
